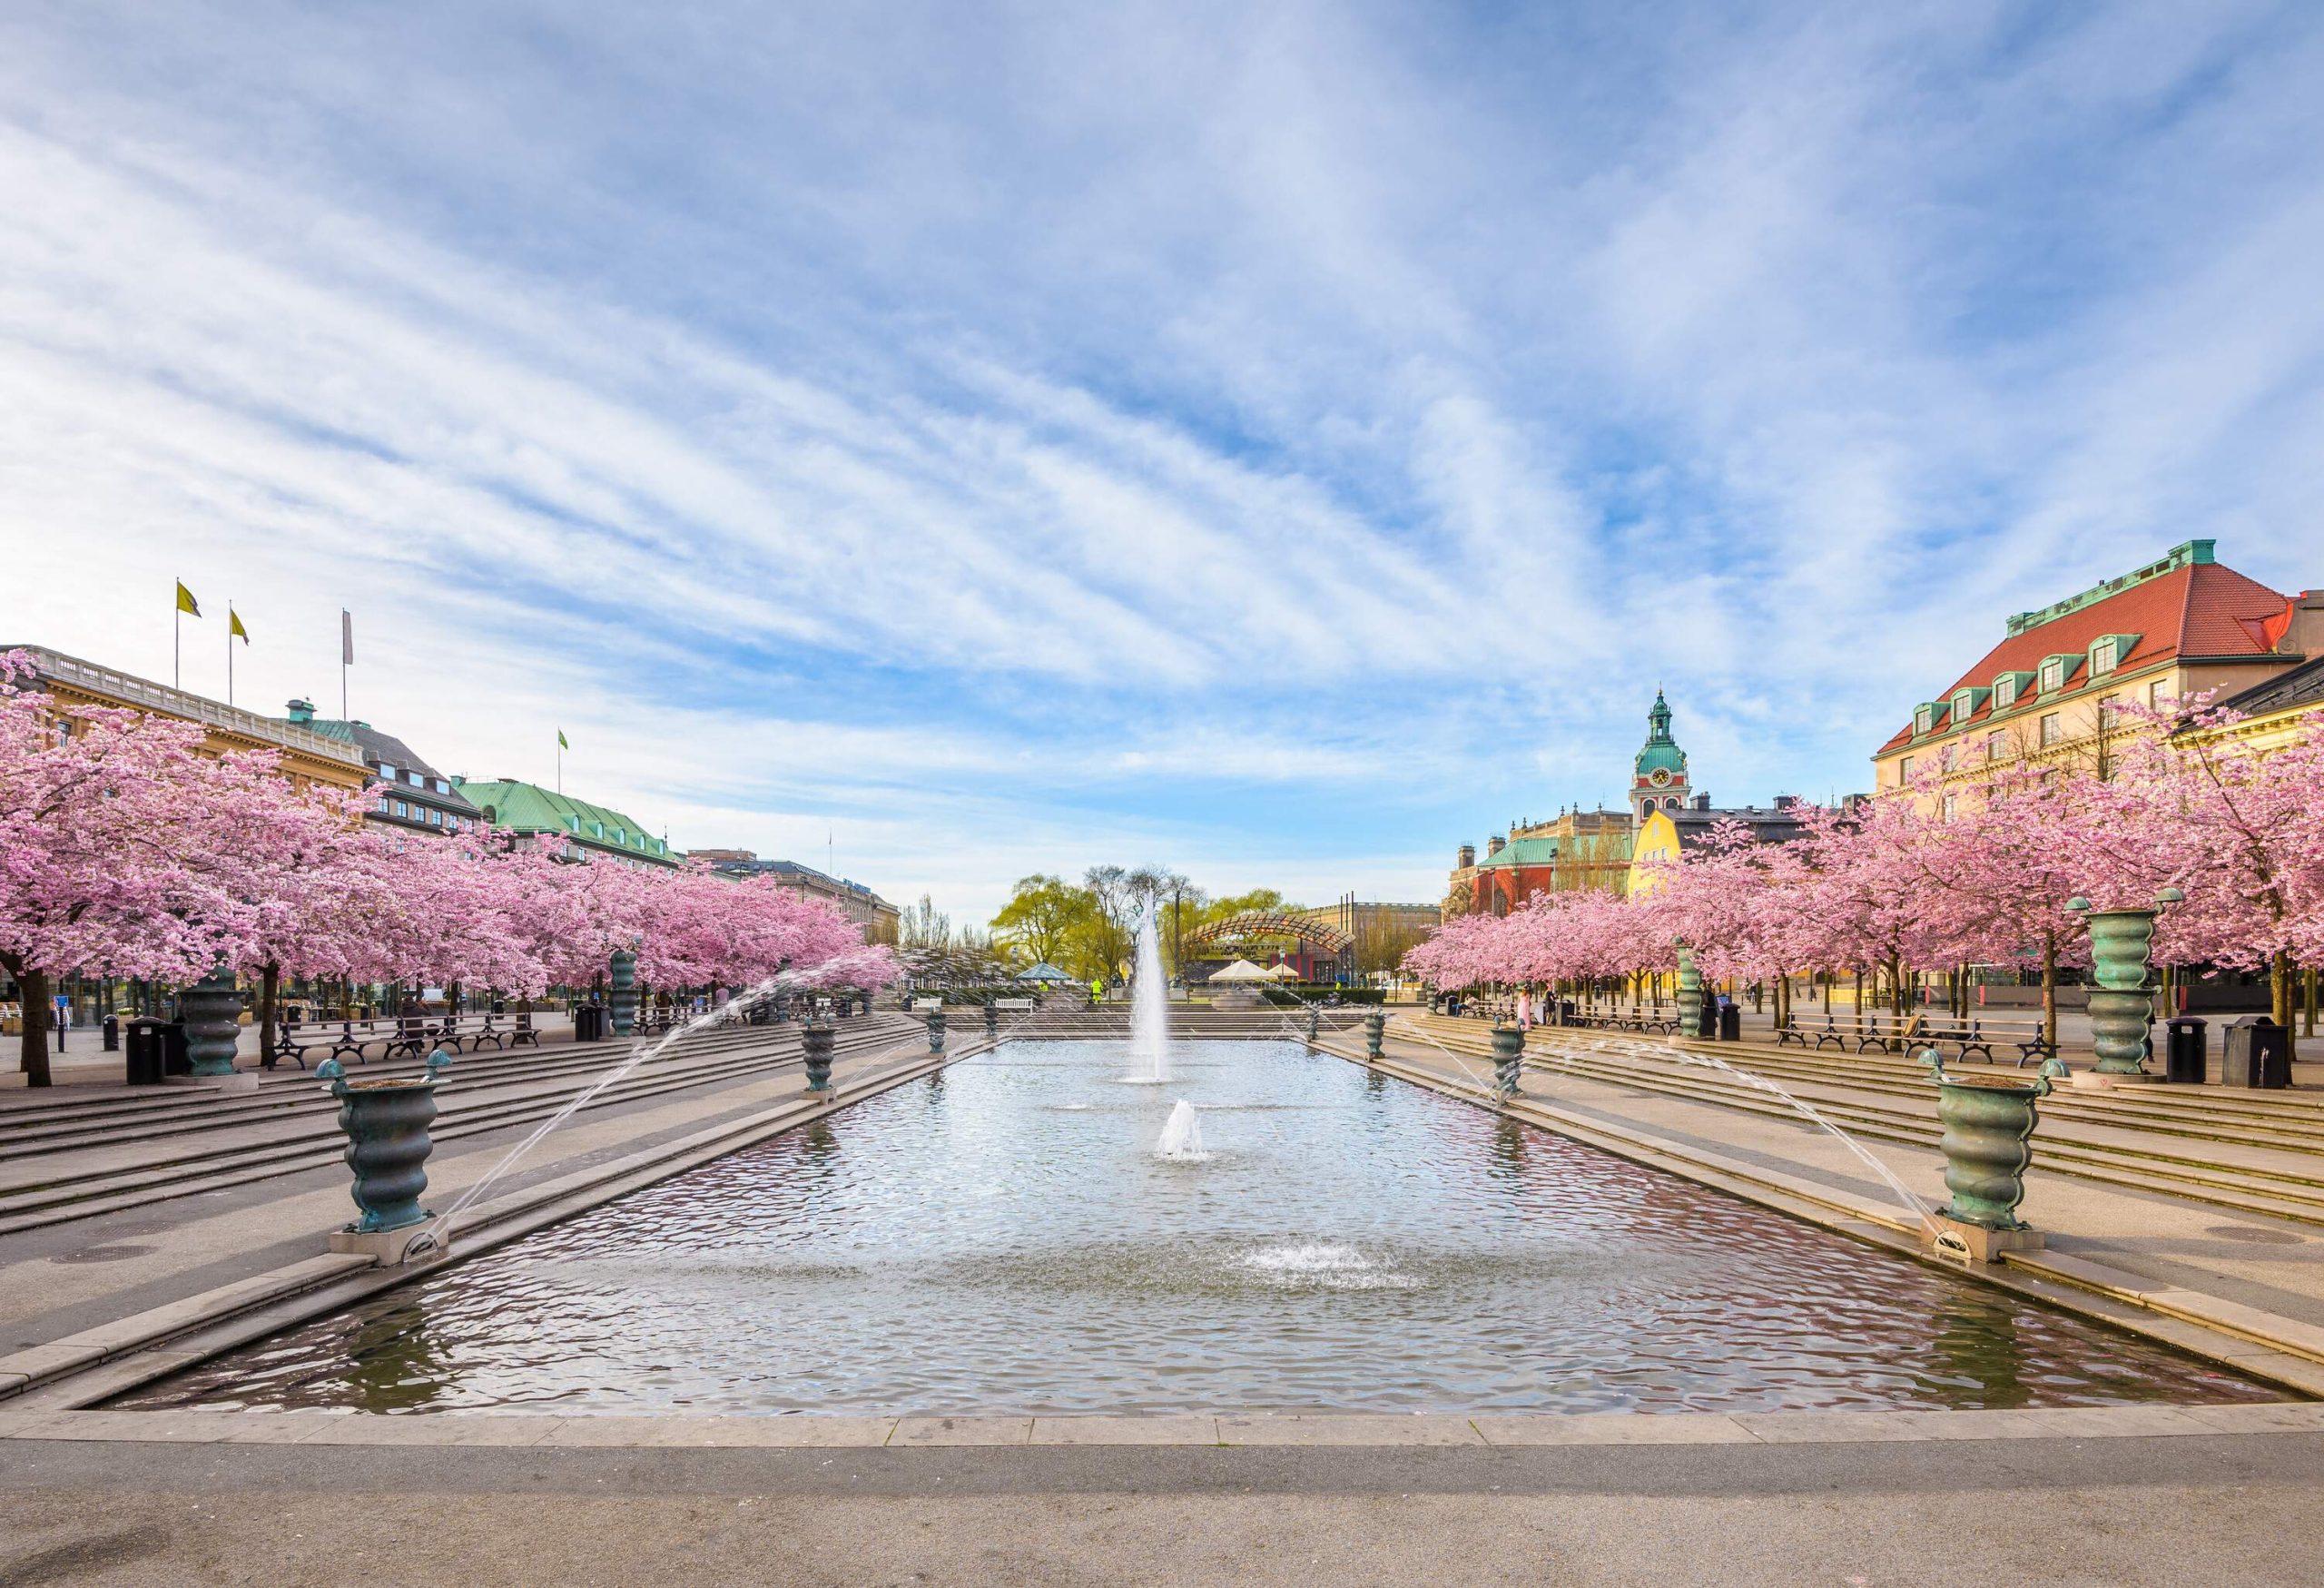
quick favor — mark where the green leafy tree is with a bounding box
[990,873,1094,969]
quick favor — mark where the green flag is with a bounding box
[557,728,569,750]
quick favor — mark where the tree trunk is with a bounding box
[2040,931,2059,1051]
[1851,969,1864,1037]
[258,962,281,1070]
[3,954,54,1089]
[2273,950,2296,1063]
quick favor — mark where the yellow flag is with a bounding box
[230,607,249,643]
[175,580,202,617]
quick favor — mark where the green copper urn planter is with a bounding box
[801,1020,835,1093]
[1491,1021,1525,1098]
[1919,1049,2068,1261]
[1675,945,1707,1041]
[1362,1010,1385,1060]
[2069,890,2181,1081]
[926,1003,946,1053]
[319,1049,450,1261]
[608,949,638,1039]
[180,962,242,1080]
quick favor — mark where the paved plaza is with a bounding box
[5,1010,2324,1583]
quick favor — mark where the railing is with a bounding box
[5,645,365,767]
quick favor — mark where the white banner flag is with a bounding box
[340,609,354,666]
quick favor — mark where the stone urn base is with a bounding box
[2069,1068,2164,1090]
[1920,1214,2045,1265]
[330,1223,446,1265]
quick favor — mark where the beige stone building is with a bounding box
[1874,541,2322,794]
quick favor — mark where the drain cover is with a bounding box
[2205,1225,2305,1245]
[50,1244,155,1264]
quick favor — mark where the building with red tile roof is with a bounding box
[1874,540,2322,793]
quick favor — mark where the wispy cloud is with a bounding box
[3,0,2320,919]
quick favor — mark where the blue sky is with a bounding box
[3,2,2320,922]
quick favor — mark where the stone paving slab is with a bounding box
[891,1415,1033,1446]
[1029,1415,1221,1445]
[1215,1414,1485,1445]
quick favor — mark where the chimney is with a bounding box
[1457,843,1475,869]
[1772,794,1797,810]
[285,698,315,725]
[1486,834,1506,857]
[1692,793,1711,811]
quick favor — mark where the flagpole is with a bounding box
[173,597,181,691]
[226,601,234,706]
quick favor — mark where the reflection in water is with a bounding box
[121,1041,2282,1418]
[338,1303,449,1414]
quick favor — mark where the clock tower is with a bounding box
[1630,689,1690,829]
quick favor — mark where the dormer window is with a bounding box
[2037,654,2081,694]
[1994,672,2036,710]
[1915,703,1945,736]
[2089,633,2139,676]
[378,762,398,781]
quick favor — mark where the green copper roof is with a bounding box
[458,779,681,863]
[1633,689,1689,778]
[1477,837,1565,870]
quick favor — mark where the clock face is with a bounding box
[1650,769,1671,787]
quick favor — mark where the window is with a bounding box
[428,808,443,826]
[1915,705,1935,735]
[2040,658,2063,693]
[2098,695,2119,730]
[1940,744,1957,771]
[392,799,408,817]
[376,794,389,813]
[1898,755,1916,784]
[2092,637,2118,674]
[2039,713,2062,746]
[377,762,398,781]
[1942,795,1958,823]
[434,778,449,794]
[1985,730,2007,761]
[2148,680,2166,709]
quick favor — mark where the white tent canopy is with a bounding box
[1206,959,1273,983]
[1263,962,1300,981]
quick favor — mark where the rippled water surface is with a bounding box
[125,1041,2280,1415]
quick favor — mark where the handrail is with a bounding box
[4,644,365,766]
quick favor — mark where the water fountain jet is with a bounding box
[1154,1098,1206,1160]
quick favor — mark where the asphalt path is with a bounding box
[5,1434,2324,1585]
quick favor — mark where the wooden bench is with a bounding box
[1920,1015,2059,1067]
[1847,1011,1926,1053]
[1777,1012,1854,1051]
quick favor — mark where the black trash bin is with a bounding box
[2163,1016,2208,1084]
[2222,1014,2290,1089]
[573,1004,605,1043]
[160,1020,191,1077]
[1718,1003,1742,1042]
[123,1017,166,1085]
[102,1014,120,1052]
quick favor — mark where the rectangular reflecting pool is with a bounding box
[123,1041,2282,1416]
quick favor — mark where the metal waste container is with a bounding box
[161,1020,190,1077]
[573,1004,606,1043]
[1718,1003,1742,1042]
[123,1017,166,1085]
[102,1014,120,1052]
[2163,1016,2208,1084]
[2222,1014,2290,1090]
